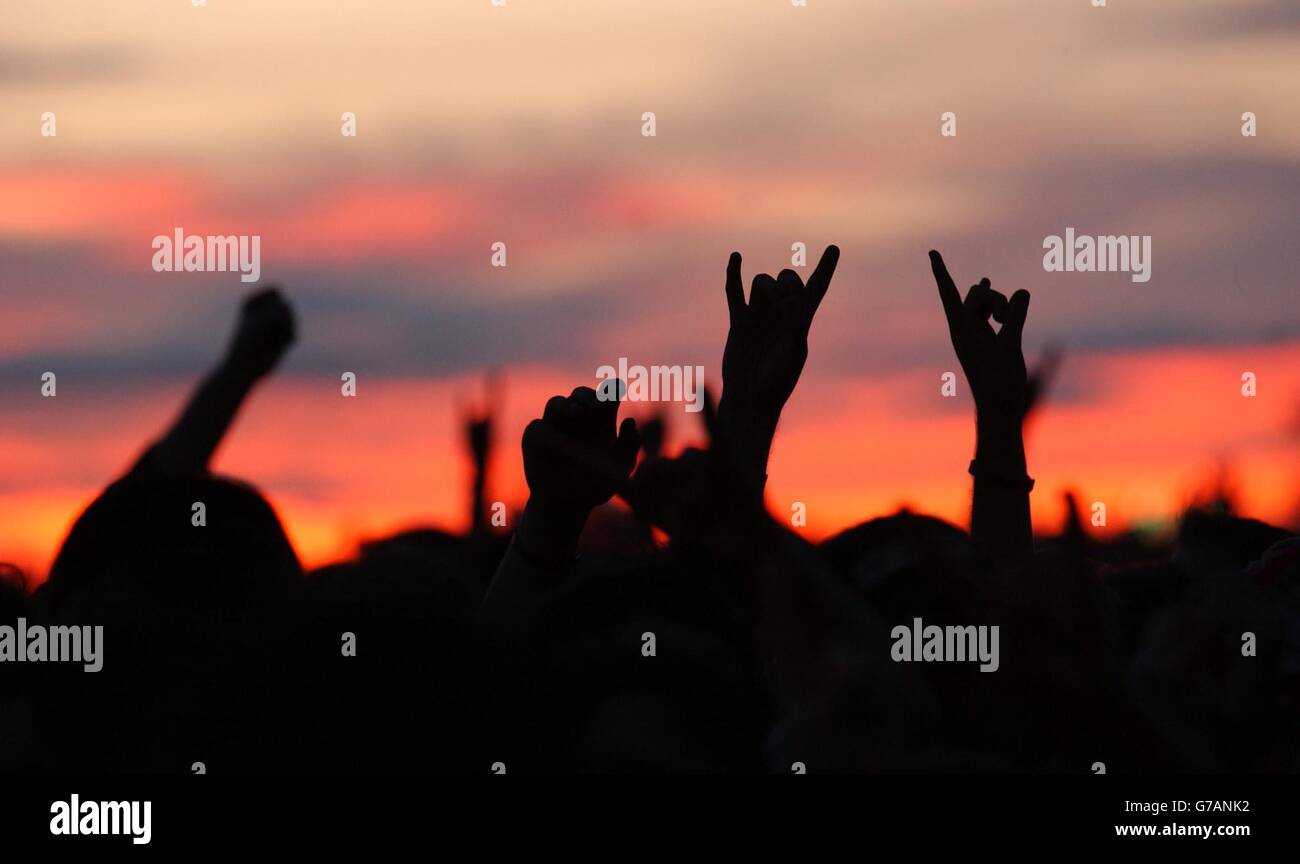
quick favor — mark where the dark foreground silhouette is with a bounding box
[2,249,1297,773]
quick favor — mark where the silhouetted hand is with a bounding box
[720,245,839,476]
[639,412,666,462]
[625,388,767,551]
[495,386,639,568]
[522,386,640,516]
[152,287,296,475]
[467,416,491,470]
[628,448,722,542]
[223,287,296,381]
[928,251,1029,421]
[464,370,501,472]
[929,250,1033,563]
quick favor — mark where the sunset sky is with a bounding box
[3,0,1299,579]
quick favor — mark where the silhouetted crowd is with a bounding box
[2,247,1297,772]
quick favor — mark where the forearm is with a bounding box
[970,412,1033,564]
[480,498,588,626]
[152,358,259,475]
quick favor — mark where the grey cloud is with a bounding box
[0,43,136,86]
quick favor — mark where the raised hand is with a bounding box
[928,250,1029,422]
[720,245,839,478]
[506,386,640,567]
[223,287,296,382]
[480,384,640,624]
[467,416,492,469]
[152,287,297,475]
[523,386,639,514]
[638,411,666,462]
[928,250,1033,563]
[624,387,768,553]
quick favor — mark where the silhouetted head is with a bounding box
[47,466,300,612]
[1175,509,1295,579]
[36,464,306,770]
[820,509,976,620]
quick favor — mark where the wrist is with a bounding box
[717,396,776,477]
[969,458,1034,492]
[516,497,589,564]
[718,393,778,431]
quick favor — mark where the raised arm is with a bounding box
[481,385,639,623]
[150,288,295,475]
[927,250,1033,564]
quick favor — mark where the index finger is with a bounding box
[928,250,963,334]
[725,252,745,327]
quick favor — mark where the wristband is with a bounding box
[969,459,1034,492]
